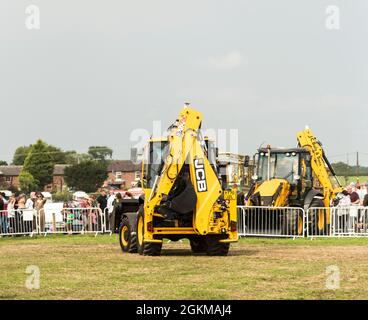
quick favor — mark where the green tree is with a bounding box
[331,162,351,175]
[64,151,92,165]
[12,146,31,165]
[19,171,38,194]
[331,162,368,176]
[0,160,7,166]
[13,143,76,166]
[88,146,113,162]
[23,140,55,190]
[47,145,68,164]
[64,160,108,193]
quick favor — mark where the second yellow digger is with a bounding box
[245,127,343,235]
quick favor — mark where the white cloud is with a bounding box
[201,51,244,70]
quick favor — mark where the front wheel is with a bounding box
[190,236,208,253]
[137,209,162,256]
[119,217,137,253]
[205,236,230,256]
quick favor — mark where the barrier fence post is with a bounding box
[103,207,112,235]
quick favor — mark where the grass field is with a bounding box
[2,235,368,300]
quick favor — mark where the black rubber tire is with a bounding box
[205,236,230,256]
[119,217,131,253]
[190,236,208,253]
[282,210,303,236]
[119,216,138,253]
[137,210,144,255]
[308,199,326,235]
[143,241,162,256]
[129,230,138,253]
[136,208,162,256]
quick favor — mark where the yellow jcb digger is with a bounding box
[116,106,238,256]
[245,127,343,235]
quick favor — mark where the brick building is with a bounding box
[0,166,22,190]
[105,160,141,189]
[0,160,141,193]
[48,165,69,192]
[0,165,68,192]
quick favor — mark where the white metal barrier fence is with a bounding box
[307,206,368,237]
[0,207,107,237]
[306,207,332,237]
[2,205,367,238]
[38,207,105,236]
[237,206,305,238]
[0,209,38,237]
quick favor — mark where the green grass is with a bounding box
[2,235,368,300]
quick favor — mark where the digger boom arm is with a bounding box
[144,107,224,238]
[297,128,342,206]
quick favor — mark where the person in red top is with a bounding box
[80,197,90,231]
[347,185,360,205]
[0,193,7,234]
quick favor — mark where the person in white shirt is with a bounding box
[107,189,116,213]
[106,189,116,230]
[356,184,367,205]
[336,190,351,233]
[360,183,368,202]
[25,192,36,210]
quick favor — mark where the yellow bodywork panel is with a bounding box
[248,179,290,207]
[188,138,222,234]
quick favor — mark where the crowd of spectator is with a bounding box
[96,188,136,232]
[0,191,47,234]
[338,182,368,207]
[0,186,140,235]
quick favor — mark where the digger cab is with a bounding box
[249,147,314,207]
[141,137,218,191]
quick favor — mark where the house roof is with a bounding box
[0,165,69,176]
[108,160,141,172]
[0,166,22,176]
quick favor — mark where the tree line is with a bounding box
[331,162,368,176]
[0,140,113,194]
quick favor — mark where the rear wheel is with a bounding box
[190,236,208,253]
[119,217,130,252]
[119,217,138,253]
[205,236,230,256]
[137,209,162,256]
